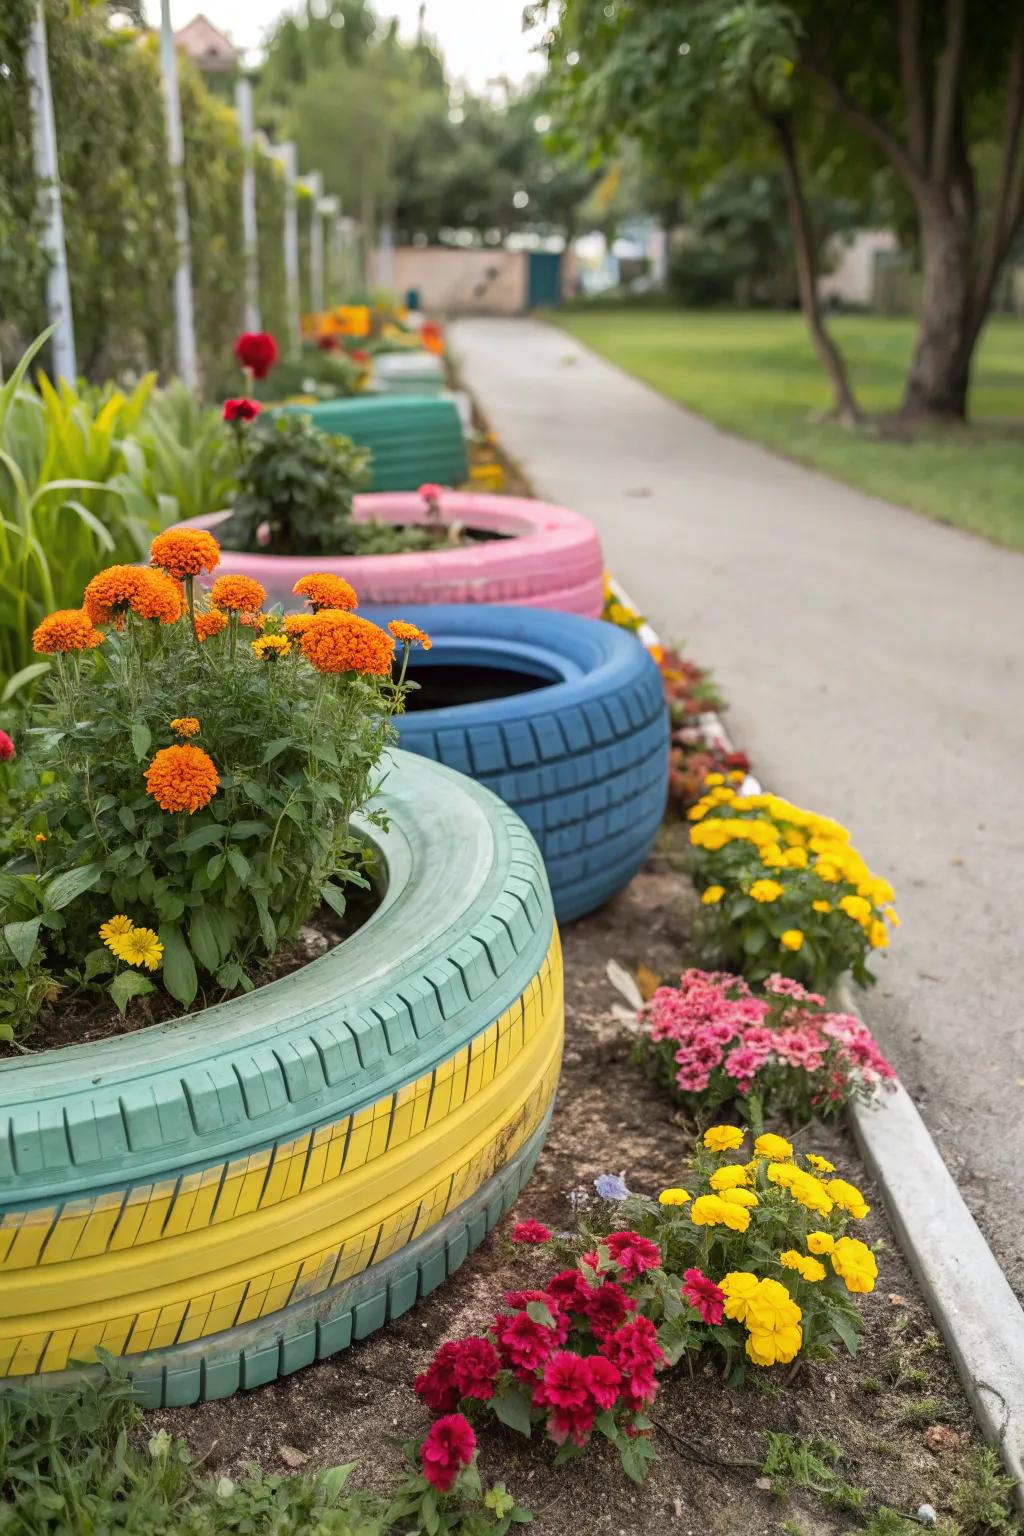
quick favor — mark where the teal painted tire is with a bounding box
[277,396,468,491]
[0,753,562,1401]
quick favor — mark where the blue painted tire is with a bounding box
[364,605,669,922]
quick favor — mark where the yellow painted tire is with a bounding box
[0,752,562,1406]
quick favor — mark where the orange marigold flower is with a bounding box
[150,528,221,579]
[238,610,266,630]
[83,566,184,626]
[388,620,432,651]
[300,609,395,675]
[283,613,315,638]
[169,717,200,737]
[252,634,291,660]
[292,573,358,612]
[209,574,267,613]
[33,608,105,653]
[194,610,228,642]
[144,744,220,814]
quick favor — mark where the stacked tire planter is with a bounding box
[363,605,670,923]
[186,491,605,617]
[0,753,563,1406]
[277,396,468,491]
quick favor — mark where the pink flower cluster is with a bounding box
[644,968,895,1099]
[414,1231,668,1452]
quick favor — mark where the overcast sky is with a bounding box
[147,0,545,89]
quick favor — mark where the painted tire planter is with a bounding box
[0,752,562,1407]
[277,396,468,491]
[363,605,669,923]
[186,492,605,616]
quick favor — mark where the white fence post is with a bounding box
[235,75,260,331]
[158,0,198,388]
[24,0,76,382]
[268,143,301,356]
[299,172,324,314]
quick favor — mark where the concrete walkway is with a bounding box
[452,315,1024,1298]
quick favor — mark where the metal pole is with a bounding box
[235,75,260,331]
[158,0,198,388]
[24,0,76,382]
[269,143,301,357]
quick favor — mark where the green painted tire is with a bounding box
[0,752,562,1403]
[277,396,468,491]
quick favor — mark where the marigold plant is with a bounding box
[6,542,412,1020]
[687,783,898,989]
[641,968,895,1125]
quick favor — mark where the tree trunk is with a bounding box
[769,112,862,426]
[900,206,974,420]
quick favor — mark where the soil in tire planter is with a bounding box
[151,831,996,1533]
[403,661,557,710]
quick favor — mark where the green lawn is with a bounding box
[549,309,1024,549]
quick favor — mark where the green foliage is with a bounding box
[949,1448,1018,1532]
[18,588,403,1018]
[220,412,433,560]
[261,345,366,403]
[138,382,236,526]
[0,1370,531,1536]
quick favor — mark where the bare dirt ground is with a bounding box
[155,837,1013,1535]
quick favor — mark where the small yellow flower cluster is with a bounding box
[99,915,163,971]
[720,1273,803,1365]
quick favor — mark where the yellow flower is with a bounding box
[754,1133,793,1161]
[885,908,901,927]
[690,1194,751,1233]
[830,1236,877,1294]
[703,1125,745,1153]
[169,717,200,738]
[719,1271,760,1323]
[743,1278,803,1365]
[806,1231,835,1255]
[99,915,134,952]
[703,772,725,787]
[34,832,47,844]
[701,885,725,906]
[746,1324,803,1367]
[252,634,291,660]
[869,920,889,949]
[815,860,842,882]
[804,1154,834,1174]
[780,930,804,951]
[779,1250,826,1283]
[785,1172,835,1218]
[118,927,164,972]
[721,1187,759,1209]
[812,900,832,913]
[728,770,745,783]
[760,845,786,869]
[783,846,808,869]
[658,1188,690,1206]
[749,879,783,903]
[839,894,872,924]
[709,1164,751,1191]
[825,1178,870,1219]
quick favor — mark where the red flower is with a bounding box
[545,1268,594,1316]
[682,1268,725,1327]
[351,348,370,364]
[583,1355,622,1410]
[414,1341,461,1414]
[546,1401,595,1447]
[418,482,444,502]
[493,1311,556,1377]
[534,1351,590,1411]
[233,331,278,380]
[503,1288,551,1310]
[223,397,261,423]
[725,751,750,771]
[450,1336,500,1402]
[0,730,14,762]
[582,1280,636,1338]
[599,1315,666,1405]
[419,1414,475,1494]
[512,1219,551,1245]
[317,334,340,351]
[582,1230,662,1283]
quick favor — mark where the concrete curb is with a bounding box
[612,574,1024,1509]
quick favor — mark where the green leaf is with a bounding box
[1,660,51,701]
[525,1299,557,1331]
[178,823,226,852]
[619,1435,658,1484]
[2,918,42,968]
[109,969,155,1016]
[317,1464,356,1504]
[84,946,116,981]
[262,737,294,764]
[253,897,276,953]
[154,890,185,922]
[189,909,222,972]
[226,848,250,882]
[319,881,347,919]
[159,923,197,1007]
[131,721,152,761]
[490,1386,533,1438]
[42,863,102,911]
[118,805,136,834]
[229,820,271,840]
[830,1307,860,1358]
[743,924,768,955]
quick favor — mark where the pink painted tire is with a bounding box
[183,492,604,616]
